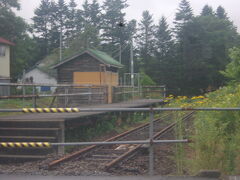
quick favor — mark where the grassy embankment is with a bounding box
[166,84,240,175]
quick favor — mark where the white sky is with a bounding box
[16,0,240,31]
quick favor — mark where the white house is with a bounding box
[22,67,57,92]
[0,37,15,95]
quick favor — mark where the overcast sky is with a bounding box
[16,0,240,31]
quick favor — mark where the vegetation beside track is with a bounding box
[64,111,164,152]
[167,84,240,174]
[0,97,54,116]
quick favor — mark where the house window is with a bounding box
[0,45,6,56]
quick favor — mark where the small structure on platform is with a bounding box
[52,48,123,104]
[0,37,15,96]
[22,66,57,92]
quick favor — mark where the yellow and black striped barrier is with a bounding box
[22,108,80,113]
[0,142,51,148]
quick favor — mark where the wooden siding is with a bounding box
[73,72,101,85]
[56,52,120,104]
[57,53,101,84]
[73,71,119,87]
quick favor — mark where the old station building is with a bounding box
[52,48,123,104]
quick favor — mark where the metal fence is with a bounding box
[0,107,188,175]
[1,107,238,175]
[112,85,166,103]
[0,83,107,108]
[0,83,166,107]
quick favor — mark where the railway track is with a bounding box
[48,112,194,171]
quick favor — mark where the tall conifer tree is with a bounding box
[174,0,193,38]
[153,16,176,87]
[32,0,52,54]
[216,6,227,19]
[101,0,128,53]
[137,10,155,74]
[201,5,213,16]
[66,0,78,40]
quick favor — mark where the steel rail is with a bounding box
[153,111,194,139]
[51,139,188,146]
[48,113,172,169]
[104,112,194,171]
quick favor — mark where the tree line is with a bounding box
[0,0,239,95]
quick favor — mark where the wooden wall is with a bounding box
[56,52,120,104]
[57,53,101,84]
[73,72,101,85]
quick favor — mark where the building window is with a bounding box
[0,45,6,56]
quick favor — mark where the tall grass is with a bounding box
[175,112,185,175]
[167,85,240,174]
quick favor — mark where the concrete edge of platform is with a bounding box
[0,175,220,180]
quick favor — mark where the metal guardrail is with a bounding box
[0,92,104,99]
[0,82,106,88]
[112,85,166,103]
[1,107,240,113]
[0,83,166,107]
[0,106,238,175]
[0,107,191,175]
[0,106,239,175]
[0,82,107,108]
[0,140,188,148]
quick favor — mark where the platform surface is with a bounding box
[0,99,163,121]
[0,175,219,180]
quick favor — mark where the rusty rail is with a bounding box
[104,111,194,170]
[48,113,172,169]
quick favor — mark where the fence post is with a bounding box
[57,121,65,156]
[88,87,92,105]
[64,87,68,108]
[132,86,134,100]
[32,85,36,108]
[22,84,25,105]
[138,74,141,98]
[149,108,154,176]
[163,86,166,98]
[123,86,125,101]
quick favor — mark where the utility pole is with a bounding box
[59,24,63,62]
[130,39,134,87]
[119,43,122,64]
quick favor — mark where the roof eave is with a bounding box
[51,51,87,69]
[86,50,123,68]
[107,64,124,68]
[51,50,124,69]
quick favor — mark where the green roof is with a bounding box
[52,48,123,69]
[87,48,123,67]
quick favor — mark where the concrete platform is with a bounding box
[0,99,164,122]
[0,175,219,180]
[0,99,164,157]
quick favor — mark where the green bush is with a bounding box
[140,71,156,86]
[167,84,240,174]
[221,47,240,83]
